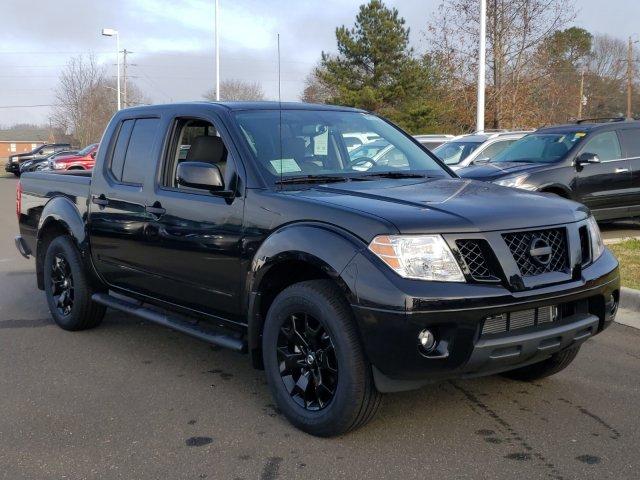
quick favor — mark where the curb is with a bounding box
[620,287,640,312]
[604,237,640,245]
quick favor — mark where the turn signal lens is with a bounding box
[586,216,604,262]
[368,235,465,282]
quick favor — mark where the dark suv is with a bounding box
[458,118,640,221]
[5,143,72,176]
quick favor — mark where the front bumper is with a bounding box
[5,160,18,173]
[345,248,620,392]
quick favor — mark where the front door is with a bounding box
[575,130,632,219]
[141,115,245,321]
[618,127,640,216]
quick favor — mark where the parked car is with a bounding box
[19,150,79,174]
[16,102,619,437]
[458,118,640,221]
[48,143,99,171]
[5,143,72,176]
[413,134,455,150]
[433,131,531,170]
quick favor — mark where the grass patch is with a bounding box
[609,239,640,290]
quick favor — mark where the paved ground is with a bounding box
[601,220,640,242]
[1,173,640,480]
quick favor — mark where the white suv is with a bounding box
[433,131,532,170]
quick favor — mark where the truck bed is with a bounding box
[18,170,92,254]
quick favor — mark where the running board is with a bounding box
[91,293,246,352]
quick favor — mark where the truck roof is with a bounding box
[121,101,367,114]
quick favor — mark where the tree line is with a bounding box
[303,0,640,134]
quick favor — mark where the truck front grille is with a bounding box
[502,228,568,277]
[456,239,499,282]
[481,306,558,336]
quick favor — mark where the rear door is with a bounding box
[88,116,161,292]
[575,130,632,218]
[618,127,640,215]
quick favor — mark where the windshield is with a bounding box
[77,144,97,156]
[433,141,483,165]
[492,132,585,163]
[234,110,449,183]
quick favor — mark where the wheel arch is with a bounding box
[35,197,88,290]
[246,222,365,369]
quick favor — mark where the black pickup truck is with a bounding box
[15,102,620,436]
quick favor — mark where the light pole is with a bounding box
[101,28,121,110]
[476,0,486,132]
[215,0,220,101]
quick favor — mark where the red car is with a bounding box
[49,143,99,171]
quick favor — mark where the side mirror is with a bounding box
[576,152,601,166]
[177,161,224,191]
[90,152,97,159]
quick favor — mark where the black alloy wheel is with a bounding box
[50,254,74,316]
[277,312,338,411]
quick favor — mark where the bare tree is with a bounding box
[300,68,335,104]
[52,55,116,146]
[427,0,576,129]
[203,79,265,102]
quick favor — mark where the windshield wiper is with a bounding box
[275,175,349,185]
[360,171,429,179]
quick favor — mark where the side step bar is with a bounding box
[92,293,246,352]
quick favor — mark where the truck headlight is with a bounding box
[368,235,465,282]
[586,216,604,261]
[493,174,537,190]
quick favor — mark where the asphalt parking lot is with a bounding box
[1,173,639,480]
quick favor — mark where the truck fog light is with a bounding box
[606,293,618,317]
[418,329,436,353]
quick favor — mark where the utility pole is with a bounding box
[215,0,220,101]
[122,49,128,108]
[578,68,585,119]
[627,36,634,119]
[476,0,487,132]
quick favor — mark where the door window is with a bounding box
[121,119,161,184]
[580,131,622,161]
[163,118,234,191]
[108,118,160,184]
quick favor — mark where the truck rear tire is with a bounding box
[502,345,581,381]
[43,235,106,331]
[262,280,381,437]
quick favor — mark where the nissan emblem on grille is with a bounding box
[529,237,553,266]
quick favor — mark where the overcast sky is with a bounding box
[1,0,639,127]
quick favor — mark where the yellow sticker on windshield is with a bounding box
[575,132,587,138]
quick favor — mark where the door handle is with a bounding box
[145,204,166,216]
[615,168,629,173]
[91,195,109,207]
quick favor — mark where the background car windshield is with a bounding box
[77,144,96,156]
[433,141,483,165]
[234,110,449,182]
[492,133,584,163]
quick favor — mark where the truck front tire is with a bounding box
[43,235,106,331]
[502,345,581,381]
[262,280,381,437]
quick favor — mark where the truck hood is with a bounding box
[457,161,549,181]
[294,178,587,234]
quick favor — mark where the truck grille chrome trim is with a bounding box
[481,306,558,336]
[502,228,568,277]
[455,239,500,282]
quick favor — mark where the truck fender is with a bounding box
[35,197,87,289]
[245,222,365,368]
